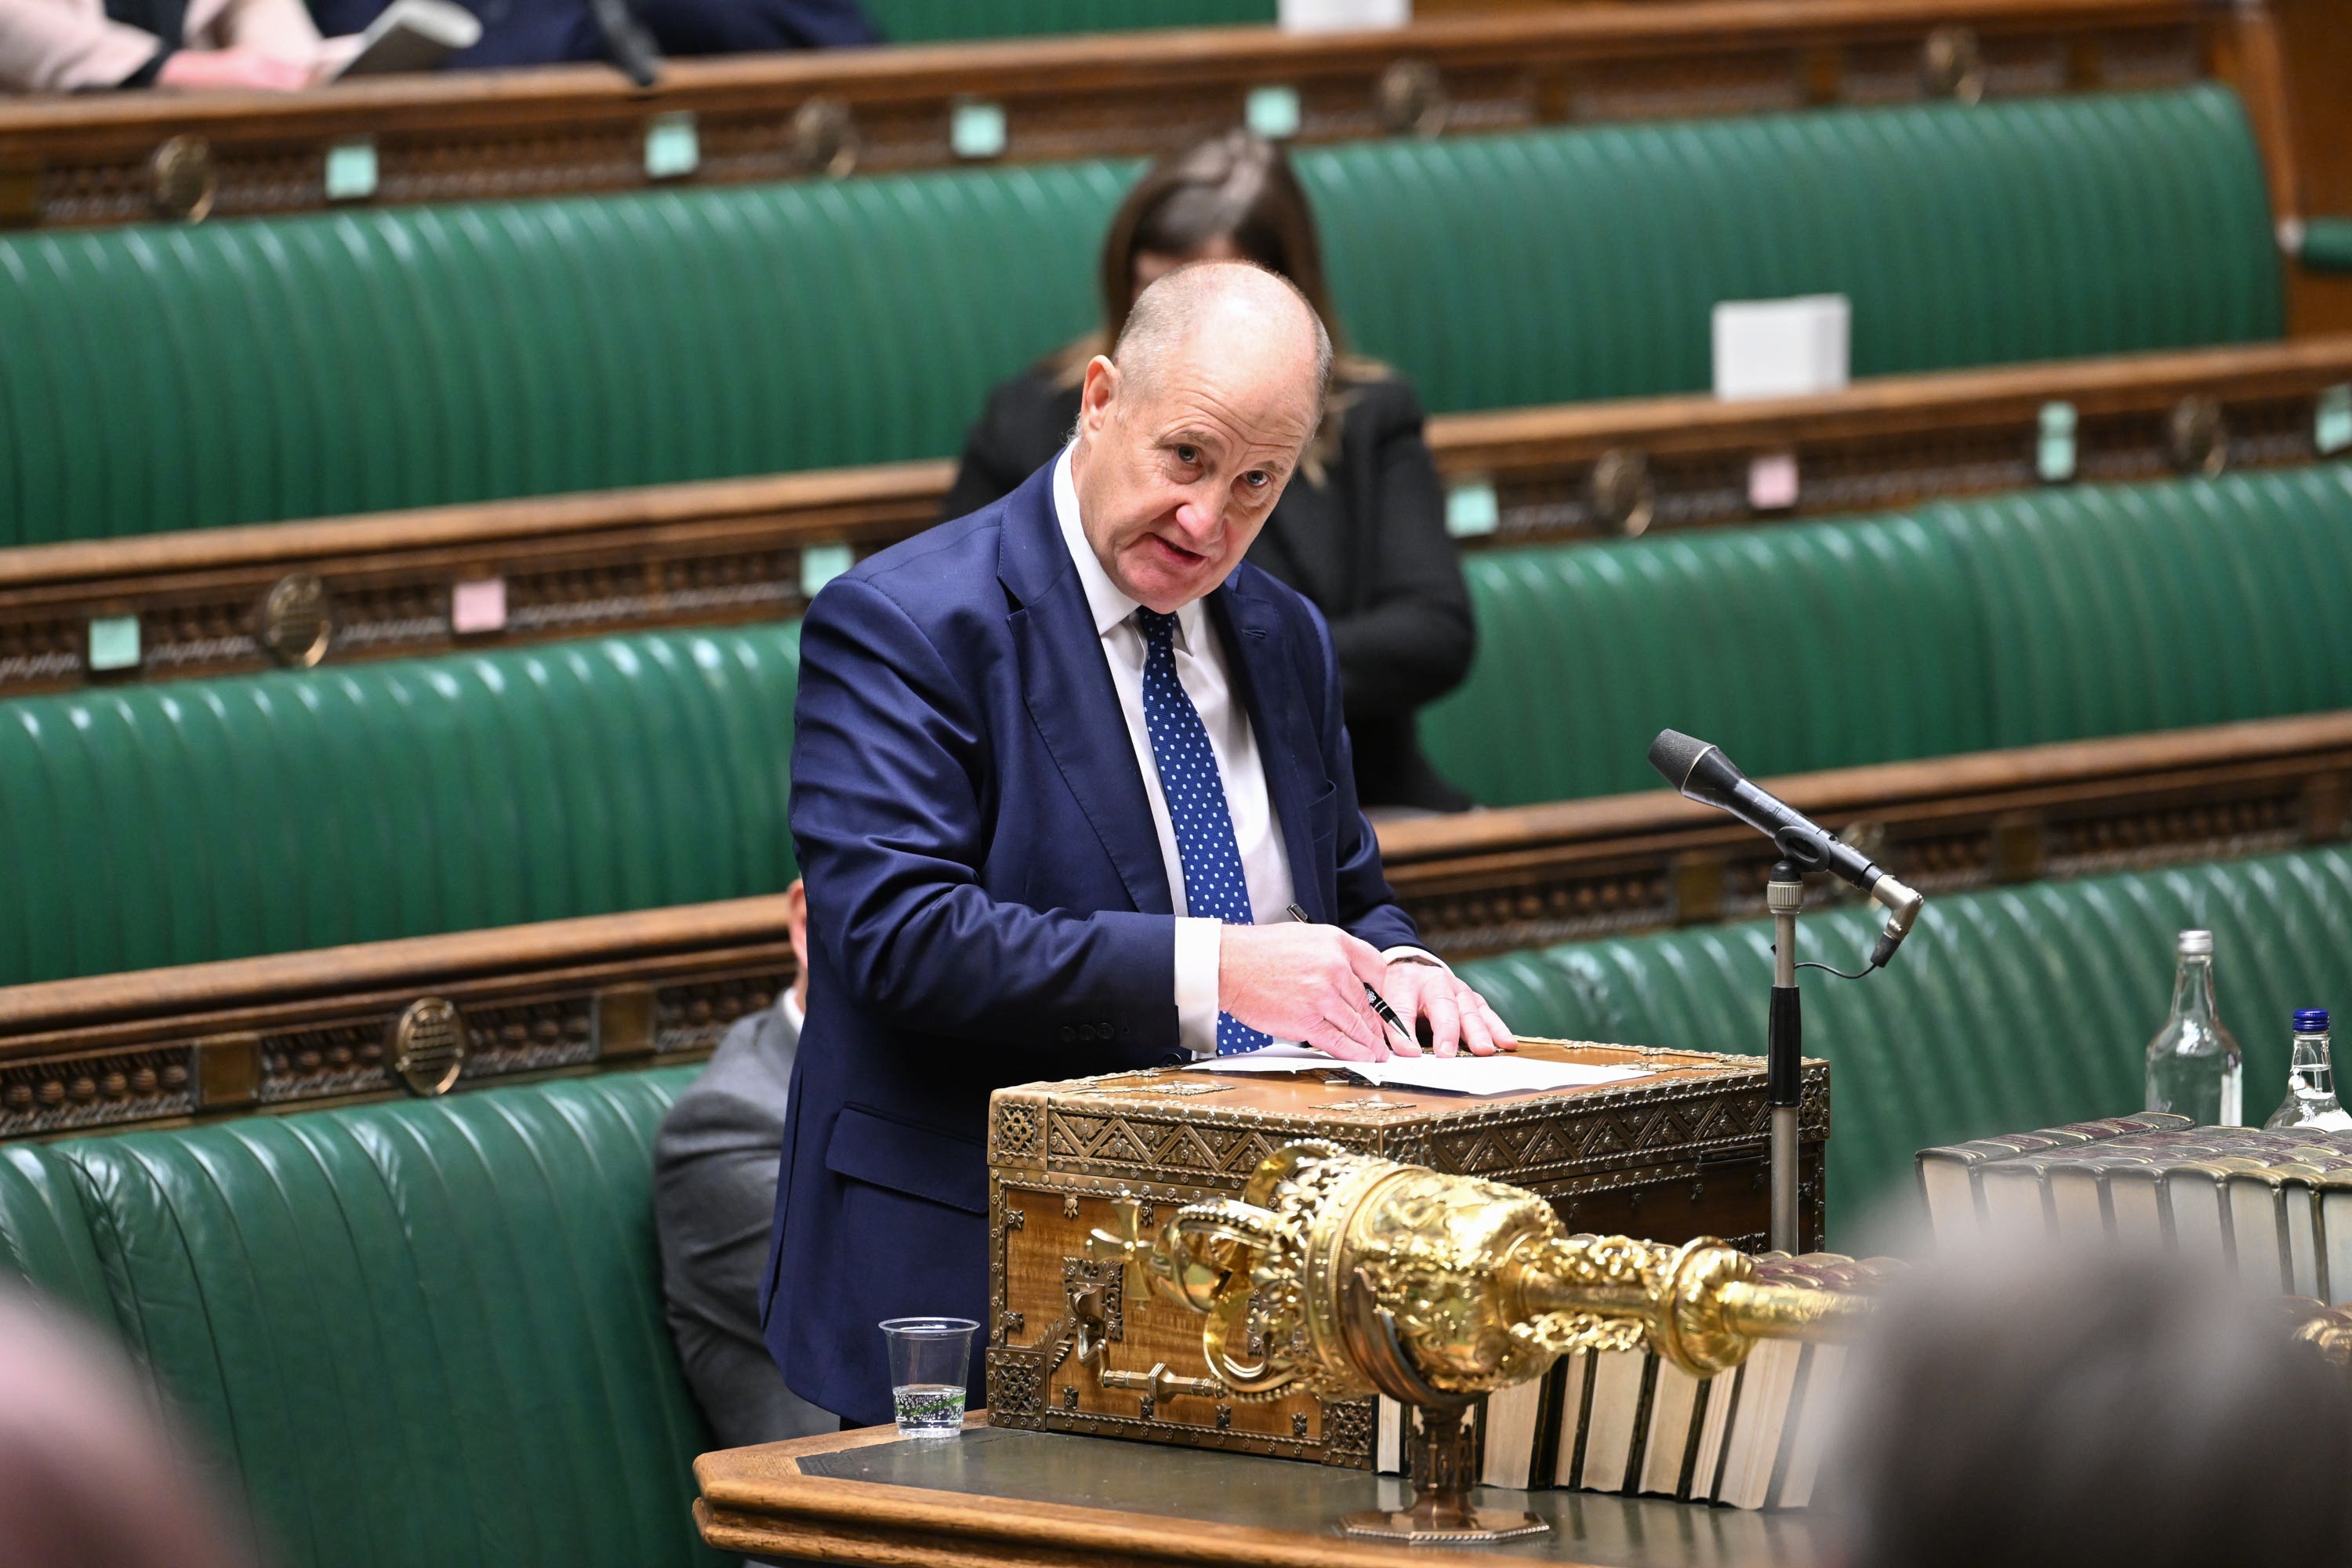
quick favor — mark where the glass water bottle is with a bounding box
[2144,929,2244,1126]
[2264,1009,2351,1132]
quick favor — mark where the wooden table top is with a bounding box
[695,1418,1820,1568]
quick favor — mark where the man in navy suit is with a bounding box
[764,263,1515,1426]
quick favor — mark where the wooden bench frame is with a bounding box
[4,710,2345,1142]
[5,338,2346,695]
[0,0,2221,231]
[0,896,797,1143]
[1380,711,2352,958]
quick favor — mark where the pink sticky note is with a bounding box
[1748,452,1800,511]
[451,577,507,634]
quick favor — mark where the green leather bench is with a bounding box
[1423,462,2352,805]
[7,465,2349,988]
[865,0,1272,41]
[0,625,800,985]
[1458,844,2352,1242]
[0,1068,720,1568]
[0,85,2277,545]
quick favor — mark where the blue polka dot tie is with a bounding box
[1134,608,1272,1056]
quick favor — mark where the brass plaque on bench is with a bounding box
[984,1038,1828,1468]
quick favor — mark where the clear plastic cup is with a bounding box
[880,1317,978,1438]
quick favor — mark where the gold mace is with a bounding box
[1084,1140,1871,1542]
[1089,1138,1869,1401]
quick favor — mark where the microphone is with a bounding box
[585,0,662,85]
[1648,728,1925,967]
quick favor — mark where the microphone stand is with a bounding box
[1766,859,1804,1254]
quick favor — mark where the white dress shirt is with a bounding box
[1054,447,1291,1054]
[1053,447,1439,1057]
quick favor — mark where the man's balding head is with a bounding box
[1069,261,1333,613]
[1112,261,1333,408]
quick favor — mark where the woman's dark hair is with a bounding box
[1101,131,1341,354]
[1048,130,1377,397]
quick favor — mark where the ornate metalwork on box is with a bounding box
[986,1040,1827,1466]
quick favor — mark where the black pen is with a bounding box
[1286,903,1418,1052]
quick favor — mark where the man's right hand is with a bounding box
[1218,923,1400,1062]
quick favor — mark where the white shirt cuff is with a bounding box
[1175,916,1224,1058]
[1381,945,1451,976]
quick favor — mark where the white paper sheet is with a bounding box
[1367,1056,1650,1096]
[1189,1044,1330,1074]
[1199,1046,1650,1097]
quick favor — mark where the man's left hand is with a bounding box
[1377,960,1517,1058]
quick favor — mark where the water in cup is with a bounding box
[879,1316,978,1439]
[892,1382,967,1434]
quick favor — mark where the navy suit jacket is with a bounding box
[761,459,1419,1424]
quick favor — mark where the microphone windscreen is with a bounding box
[1647,728,1711,790]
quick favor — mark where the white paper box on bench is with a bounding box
[1711,294,1851,401]
[1280,0,1408,31]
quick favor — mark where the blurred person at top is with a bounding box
[0,1285,262,1568]
[303,0,877,71]
[942,130,1478,816]
[1818,1246,2352,1568]
[2,0,327,92]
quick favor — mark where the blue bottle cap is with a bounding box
[2295,1009,2330,1033]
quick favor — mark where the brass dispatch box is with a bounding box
[984,1039,1828,1468]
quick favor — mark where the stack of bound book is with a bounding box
[1917,1113,2352,1301]
[1361,1117,2352,1512]
[1377,1251,1903,1512]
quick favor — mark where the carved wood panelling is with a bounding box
[2,724,2348,1140]
[4,342,2346,695]
[0,1,2212,232]
[0,1047,195,1137]
[0,900,797,1141]
[1381,717,2352,957]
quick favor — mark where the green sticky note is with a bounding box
[88,615,140,673]
[2036,400,2078,484]
[2318,385,2352,456]
[1445,481,1499,539]
[951,100,1007,161]
[1245,85,1302,141]
[801,543,855,597]
[644,114,699,180]
[324,139,377,202]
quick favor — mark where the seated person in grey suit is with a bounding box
[655,878,834,1445]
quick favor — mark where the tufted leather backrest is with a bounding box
[0,1143,114,1327]
[7,469,2350,985]
[1459,847,2352,1241]
[0,624,800,984]
[1425,463,2352,805]
[1426,506,1993,804]
[0,1069,719,1568]
[0,86,2277,545]
[1942,466,2352,746]
[1296,85,2278,414]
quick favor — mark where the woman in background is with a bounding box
[942,131,1476,815]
